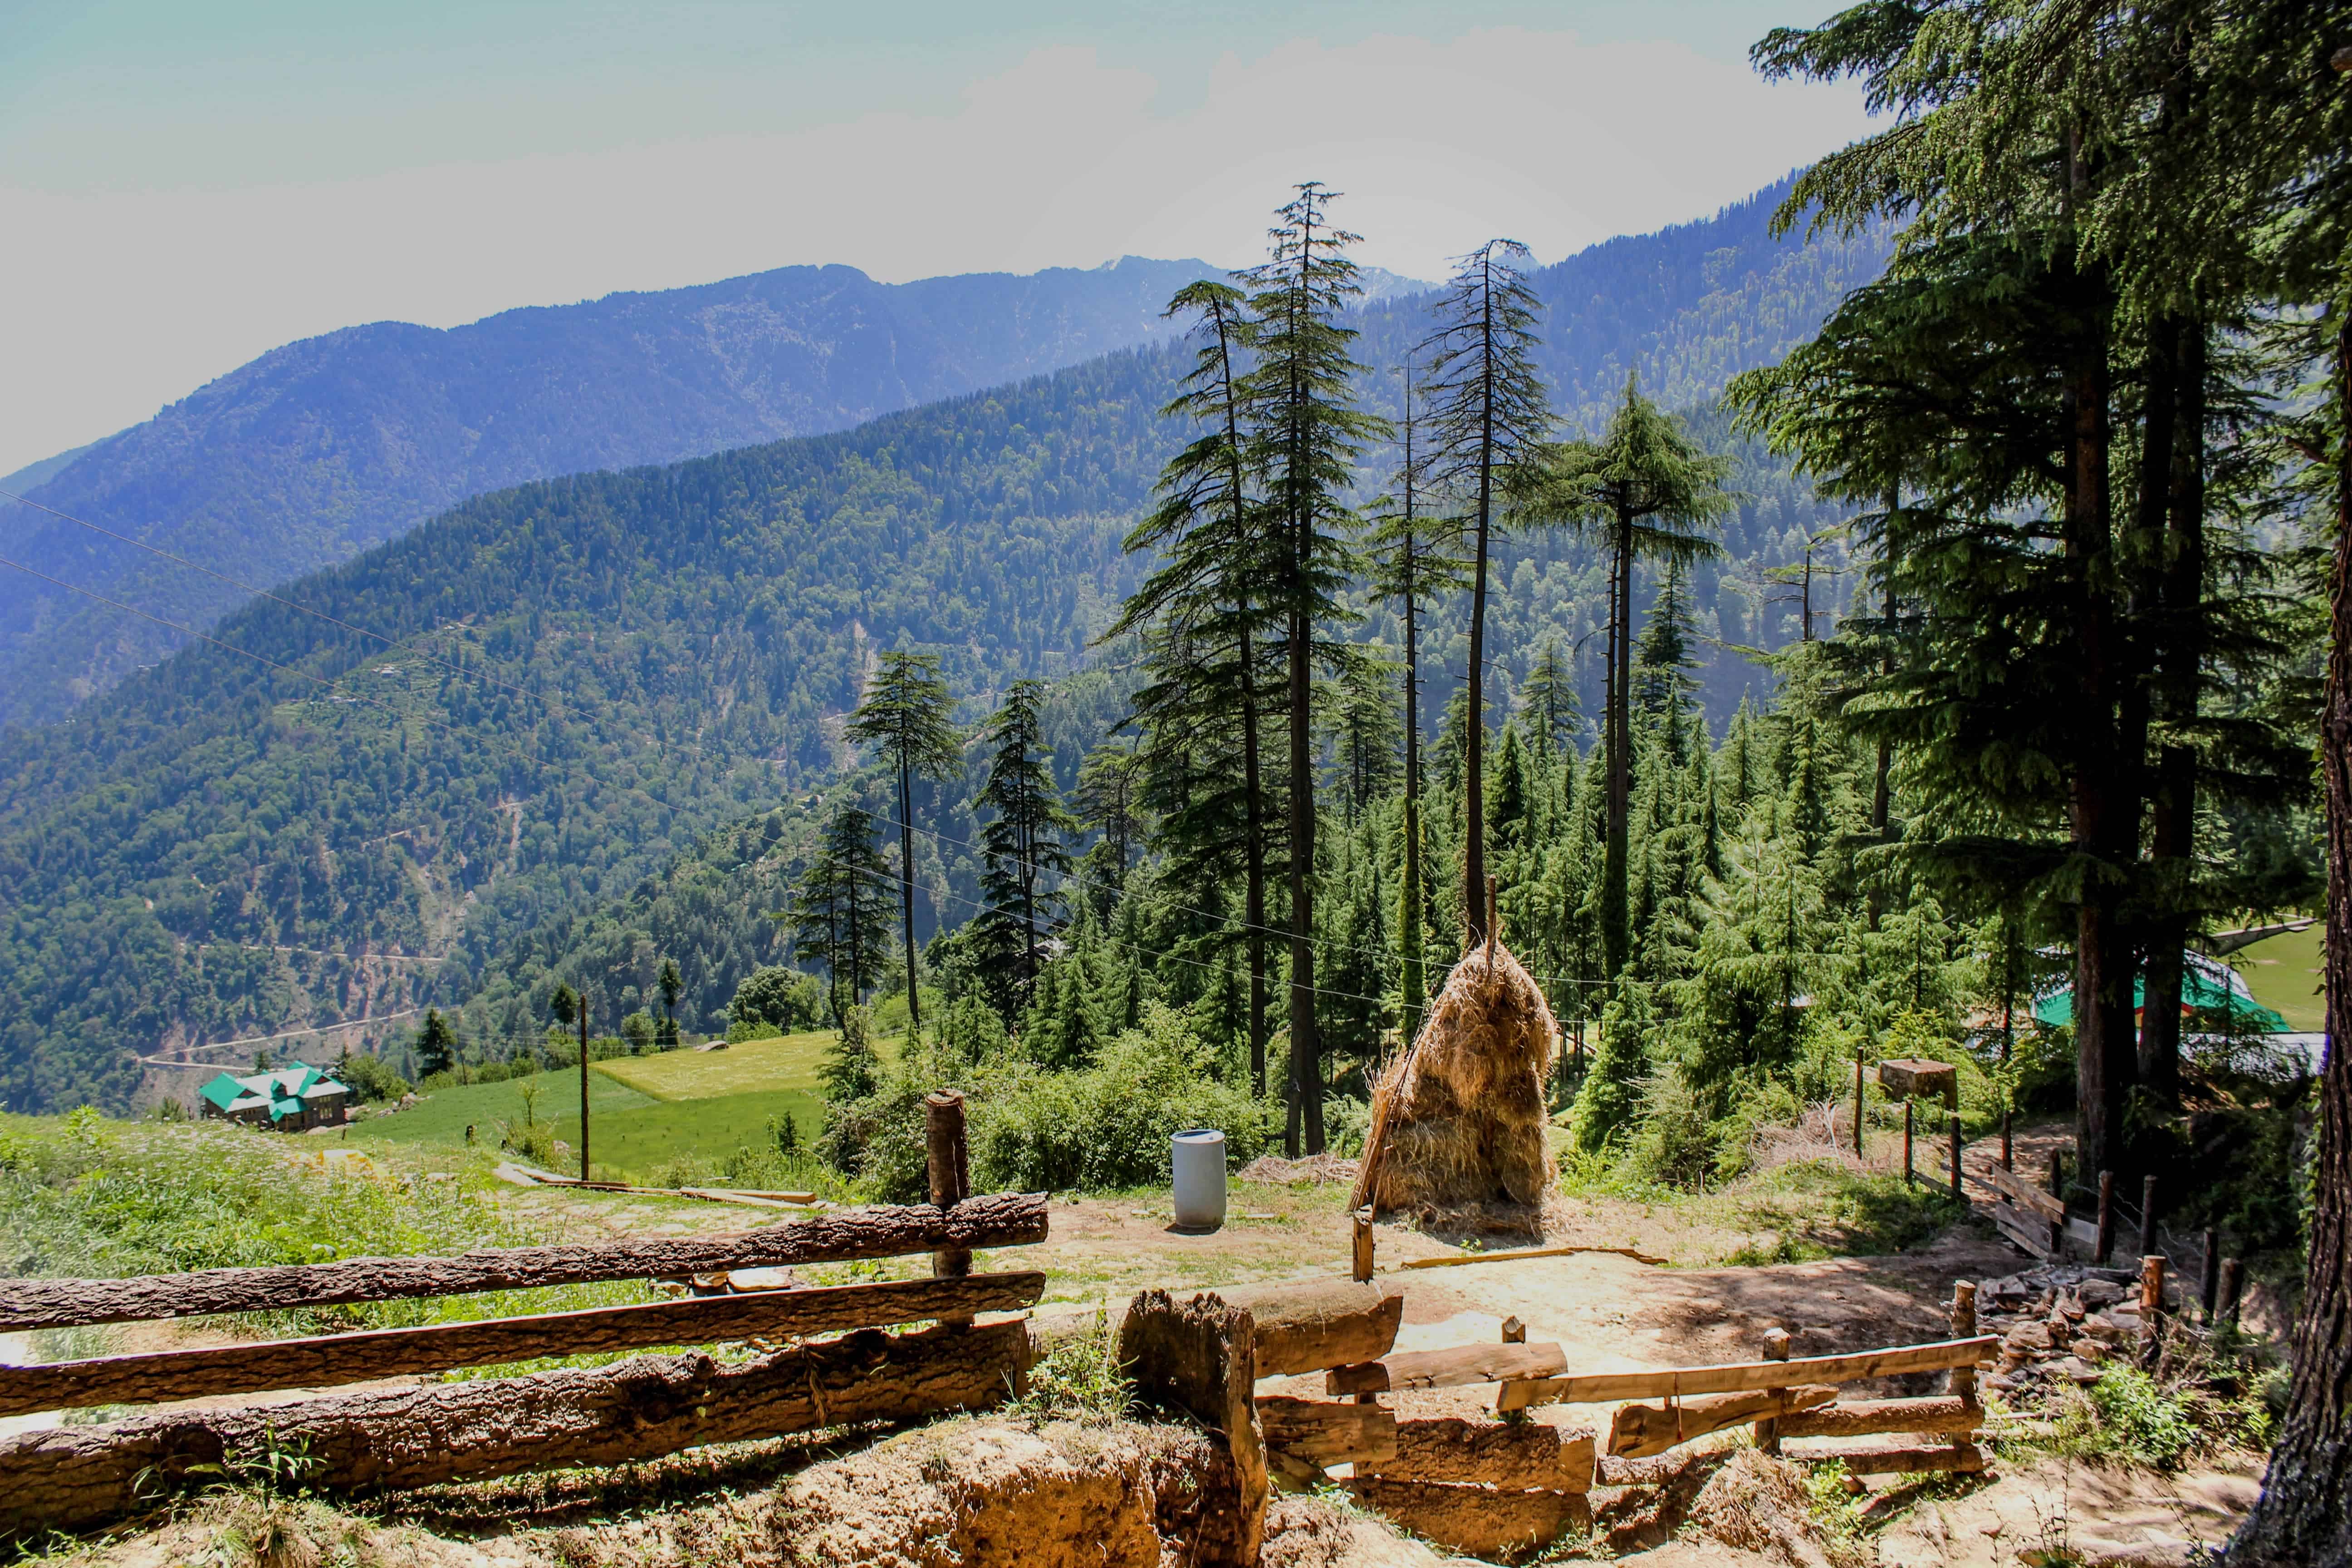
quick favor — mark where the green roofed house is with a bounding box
[2033,951,2291,1036]
[196,1064,353,1131]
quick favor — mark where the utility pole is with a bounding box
[578,996,591,1181]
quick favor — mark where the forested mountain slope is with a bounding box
[0,257,1217,730]
[1,176,1890,1112]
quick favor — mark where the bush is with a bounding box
[730,965,823,1034]
[334,1051,411,1104]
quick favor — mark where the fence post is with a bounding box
[1352,1206,1376,1284]
[1754,1328,1791,1455]
[2137,1174,2159,1260]
[1948,1280,1978,1404]
[2138,1255,2168,1367]
[2200,1230,2222,1323]
[2000,1106,2012,1172]
[926,1092,973,1325]
[1904,1101,1915,1184]
[2046,1150,2067,1257]
[1853,1055,1866,1159]
[1948,1113,1963,1200]
[2095,1170,2116,1265]
[2219,1258,2245,1327]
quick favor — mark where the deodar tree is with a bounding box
[970,679,1078,1017]
[846,651,963,1037]
[1237,183,1388,1156]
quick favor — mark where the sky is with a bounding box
[0,1,1872,476]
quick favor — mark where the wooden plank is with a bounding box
[1994,1201,2055,1258]
[1363,1417,1595,1491]
[1326,1341,1567,1396]
[1606,1385,1837,1459]
[0,1319,1031,1543]
[0,1193,1049,1331]
[1785,1440,1987,1476]
[1984,1162,2065,1222]
[1257,1396,1398,1466]
[1490,1336,1997,1410]
[1397,1244,1667,1271]
[1216,1279,1405,1376]
[0,1272,1046,1418]
[1778,1396,1984,1440]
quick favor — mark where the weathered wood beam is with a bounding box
[1326,1341,1567,1396]
[1985,1162,2065,1222]
[1350,1477,1590,1559]
[1118,1290,1267,1568]
[1785,1439,1987,1475]
[1397,1244,1666,1270]
[1364,1416,1596,1491]
[1256,1395,1397,1467]
[1217,1279,1405,1376]
[1994,1200,2056,1259]
[1777,1396,1984,1440]
[0,1193,1049,1331]
[0,1272,1045,1418]
[1606,1384,1837,1459]
[0,1320,1030,1542]
[1493,1336,1995,1409]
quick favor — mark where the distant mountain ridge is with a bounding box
[0,176,1894,1111]
[0,256,1222,729]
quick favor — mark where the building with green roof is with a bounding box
[196,1064,352,1130]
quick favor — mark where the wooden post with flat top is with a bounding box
[1754,1328,1791,1455]
[2219,1258,2244,1327]
[2000,1106,2012,1171]
[2139,1254,2167,1367]
[926,1091,973,1325]
[1947,1113,1963,1199]
[1903,1101,1914,1183]
[2046,1150,2067,1257]
[1852,1055,1865,1159]
[2138,1174,2159,1260]
[1947,1281,1978,1403]
[1352,1207,1376,1284]
[2095,1170,2116,1264]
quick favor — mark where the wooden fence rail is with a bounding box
[0,1193,1049,1331]
[0,1272,1046,1418]
[1490,1335,1994,1411]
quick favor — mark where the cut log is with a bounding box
[1326,1341,1567,1396]
[0,1319,1029,1542]
[1606,1384,1837,1459]
[1256,1396,1398,1467]
[1994,1201,2055,1259]
[1985,1163,2065,1223]
[1877,1058,1957,1107]
[1492,1336,1995,1410]
[1118,1290,1266,1568]
[1364,1416,1595,1491]
[1217,1278,1405,1376]
[1351,1477,1590,1561]
[0,1272,1045,1418]
[1397,1244,1666,1270]
[1785,1440,1987,1476]
[1777,1396,1984,1440]
[0,1193,1049,1331]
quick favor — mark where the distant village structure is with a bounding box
[197,1064,352,1130]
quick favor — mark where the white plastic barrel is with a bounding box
[1171,1128,1228,1230]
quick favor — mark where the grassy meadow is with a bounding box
[2232,924,2325,1033]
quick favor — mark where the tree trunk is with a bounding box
[2063,257,2136,1184]
[0,1321,1031,1544]
[1602,514,1634,979]
[1241,624,1269,1098]
[2229,311,2352,1568]
[1401,568,1426,1044]
[0,1193,1052,1331]
[2143,318,2206,1104]
[899,757,921,1036]
[1290,598,1322,1155]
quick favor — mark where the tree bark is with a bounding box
[0,1193,1050,1331]
[2228,313,2352,1567]
[0,1273,1044,1418]
[1119,1289,1267,1567]
[0,1320,1031,1543]
[899,755,921,1035]
[1289,595,1322,1154]
[2142,319,2206,1104]
[1602,514,1634,979]
[1242,622,1269,1099]
[1215,1277,1405,1376]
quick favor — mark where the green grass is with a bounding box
[592,1030,834,1101]
[550,1088,824,1181]
[344,1069,654,1152]
[2232,925,2324,1032]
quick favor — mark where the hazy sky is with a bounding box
[0,1,1870,475]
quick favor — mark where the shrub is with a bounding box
[334,1051,411,1104]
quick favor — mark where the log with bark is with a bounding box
[1216,1278,1405,1376]
[1325,1341,1566,1396]
[1606,1385,1838,1459]
[1350,1476,1591,1560]
[1256,1395,1397,1467]
[1364,1416,1596,1491]
[1117,1289,1267,1568]
[1784,1440,1987,1476]
[0,1194,1049,1331]
[1776,1396,1984,1440]
[0,1319,1031,1542]
[0,1272,1045,1418]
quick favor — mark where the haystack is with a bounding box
[1352,936,1558,1215]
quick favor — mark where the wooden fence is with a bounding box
[0,1091,1044,1541]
